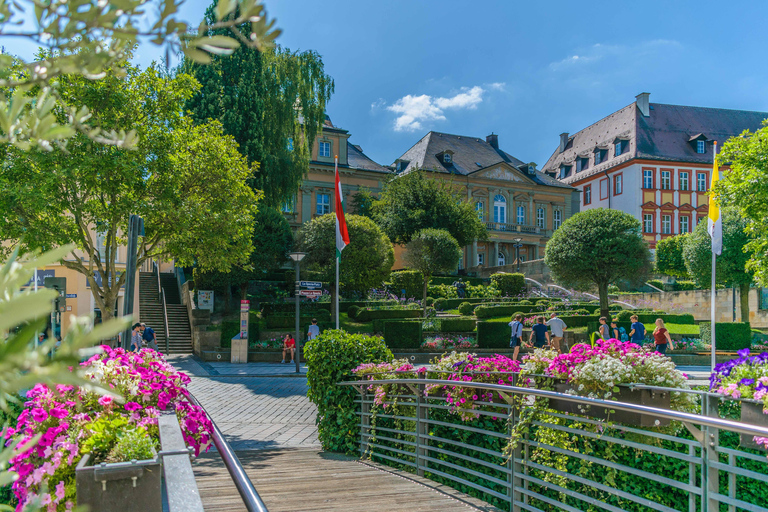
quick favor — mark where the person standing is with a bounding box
[629,315,645,343]
[546,313,567,353]
[140,323,158,351]
[307,318,320,341]
[529,316,550,349]
[508,314,524,361]
[598,317,612,340]
[129,323,143,352]
[653,318,674,355]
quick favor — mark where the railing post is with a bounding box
[508,375,523,512]
[416,372,428,477]
[361,388,370,458]
[702,394,720,511]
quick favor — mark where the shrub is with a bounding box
[700,322,752,351]
[477,321,512,349]
[305,330,393,454]
[616,310,634,322]
[518,299,532,305]
[440,317,477,333]
[355,308,422,322]
[673,280,697,291]
[265,310,331,328]
[220,313,260,348]
[390,270,424,299]
[384,321,423,349]
[434,298,446,311]
[425,297,435,307]
[427,284,459,299]
[458,302,474,316]
[261,301,331,315]
[490,272,526,297]
[648,279,664,290]
[347,305,361,319]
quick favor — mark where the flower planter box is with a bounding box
[75,452,162,512]
[740,401,768,451]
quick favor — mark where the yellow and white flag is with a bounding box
[707,141,722,256]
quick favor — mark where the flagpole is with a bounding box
[335,155,340,330]
[710,141,717,371]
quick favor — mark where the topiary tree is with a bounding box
[490,272,526,297]
[404,229,462,315]
[544,208,652,320]
[683,210,754,322]
[655,234,690,279]
[389,270,425,300]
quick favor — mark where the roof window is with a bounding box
[443,153,452,163]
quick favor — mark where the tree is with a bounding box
[683,210,754,322]
[182,2,334,206]
[0,62,260,322]
[544,208,652,319]
[297,214,394,316]
[349,188,376,219]
[404,229,462,315]
[717,122,768,286]
[372,170,487,247]
[655,234,690,279]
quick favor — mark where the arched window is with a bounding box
[498,252,506,266]
[493,195,506,223]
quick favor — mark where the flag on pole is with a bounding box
[707,141,722,256]
[335,156,350,258]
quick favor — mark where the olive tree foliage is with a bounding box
[0,62,261,322]
[655,234,690,279]
[404,229,462,315]
[0,0,280,150]
[716,121,768,286]
[544,208,652,319]
[683,210,754,322]
[372,170,487,247]
[297,214,394,315]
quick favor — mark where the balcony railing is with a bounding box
[484,222,541,234]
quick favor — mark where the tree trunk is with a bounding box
[598,282,610,321]
[422,276,429,317]
[240,282,249,301]
[740,282,751,323]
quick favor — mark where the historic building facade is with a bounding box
[541,92,768,248]
[391,131,579,271]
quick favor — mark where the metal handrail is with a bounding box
[162,288,170,355]
[187,393,269,512]
[340,377,768,439]
[155,260,161,302]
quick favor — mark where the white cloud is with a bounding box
[370,98,386,111]
[486,82,507,91]
[548,40,682,72]
[386,85,486,132]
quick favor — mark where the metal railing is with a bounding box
[484,222,541,234]
[340,376,768,512]
[187,393,269,512]
[155,261,162,302]
[162,288,170,354]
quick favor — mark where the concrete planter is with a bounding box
[75,452,162,512]
[740,401,768,451]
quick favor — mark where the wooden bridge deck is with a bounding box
[193,448,502,512]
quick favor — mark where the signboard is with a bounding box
[66,293,77,298]
[299,290,322,298]
[240,300,250,340]
[24,269,55,288]
[198,290,214,311]
[300,281,323,289]
[86,271,125,289]
[66,306,72,311]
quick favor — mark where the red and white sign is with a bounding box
[299,290,322,298]
[240,300,250,339]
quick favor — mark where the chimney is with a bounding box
[559,133,569,153]
[636,92,650,117]
[486,133,499,149]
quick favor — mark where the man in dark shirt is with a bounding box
[529,316,550,349]
[629,315,646,343]
[140,323,158,351]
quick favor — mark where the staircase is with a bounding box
[138,271,193,354]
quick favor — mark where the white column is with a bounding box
[655,208,661,233]
[472,241,478,267]
[493,241,499,266]
[673,210,679,234]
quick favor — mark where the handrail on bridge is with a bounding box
[187,393,269,512]
[162,288,170,355]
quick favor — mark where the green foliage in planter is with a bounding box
[440,317,477,333]
[384,321,423,349]
[490,273,525,297]
[347,305,361,319]
[389,270,425,299]
[700,322,752,351]
[355,308,422,323]
[477,321,512,349]
[304,330,393,454]
[105,428,158,464]
[458,302,475,316]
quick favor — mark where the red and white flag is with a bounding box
[335,156,349,259]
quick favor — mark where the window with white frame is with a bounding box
[584,185,592,204]
[517,205,526,225]
[553,210,562,230]
[679,216,689,233]
[614,174,623,195]
[679,172,689,191]
[662,215,671,234]
[281,196,295,213]
[95,231,107,261]
[477,253,485,266]
[536,207,545,228]
[661,170,671,190]
[615,140,625,156]
[319,141,331,158]
[643,214,653,233]
[475,201,484,221]
[493,195,506,223]
[696,140,706,154]
[643,169,653,189]
[316,193,330,215]
[498,252,506,266]
[698,172,707,191]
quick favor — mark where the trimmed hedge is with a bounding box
[700,322,752,351]
[475,304,545,318]
[477,321,513,349]
[265,309,331,329]
[347,305,361,319]
[490,272,525,297]
[261,300,386,315]
[458,302,474,316]
[440,317,477,333]
[355,308,422,323]
[389,270,424,299]
[384,321,423,349]
[429,275,487,286]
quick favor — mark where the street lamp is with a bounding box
[289,252,306,374]
[512,237,524,273]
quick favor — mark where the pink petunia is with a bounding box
[98,395,113,407]
[31,408,48,423]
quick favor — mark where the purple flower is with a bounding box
[740,378,755,386]
[738,348,751,359]
[49,408,68,419]
[124,402,143,412]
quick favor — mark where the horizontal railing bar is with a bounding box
[516,485,592,512]
[418,445,511,475]
[420,417,509,439]
[421,466,509,501]
[525,439,701,494]
[519,458,681,512]
[360,424,416,438]
[342,378,768,439]
[422,399,512,417]
[516,472,630,512]
[420,454,509,487]
[421,432,506,460]
[361,433,418,449]
[367,451,417,469]
[709,492,768,512]
[716,445,768,463]
[367,443,417,460]
[709,460,768,482]
[360,411,417,422]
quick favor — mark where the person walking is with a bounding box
[546,313,567,353]
[129,323,143,352]
[598,317,612,340]
[653,318,674,355]
[629,315,645,344]
[281,334,296,364]
[140,323,158,351]
[529,316,550,349]
[508,314,524,361]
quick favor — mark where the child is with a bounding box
[629,315,645,343]
[508,314,524,360]
[598,317,611,340]
[281,333,296,364]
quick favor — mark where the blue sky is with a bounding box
[12,1,768,168]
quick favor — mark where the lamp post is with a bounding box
[513,237,524,273]
[289,252,306,374]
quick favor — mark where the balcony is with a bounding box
[484,222,541,235]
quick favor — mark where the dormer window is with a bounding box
[696,140,706,154]
[576,157,589,172]
[319,141,331,158]
[594,148,607,165]
[395,160,410,173]
[559,165,572,179]
[614,139,627,156]
[689,134,708,154]
[443,153,452,164]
